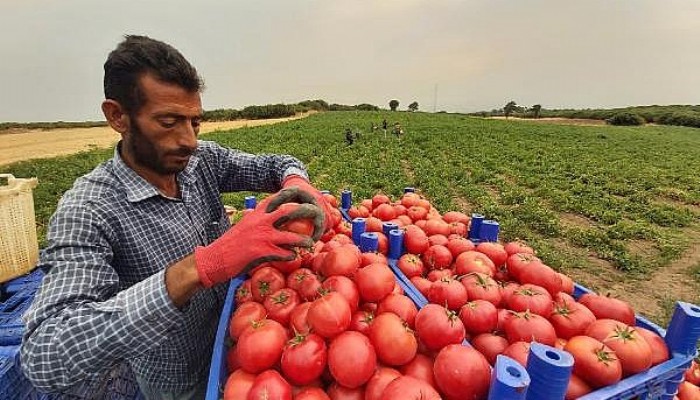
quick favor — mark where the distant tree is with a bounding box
[389,99,400,111]
[408,101,419,112]
[504,101,518,118]
[531,104,542,119]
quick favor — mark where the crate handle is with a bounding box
[0,174,16,187]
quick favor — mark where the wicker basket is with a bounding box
[0,174,39,283]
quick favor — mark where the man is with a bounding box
[20,35,331,400]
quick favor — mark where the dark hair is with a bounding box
[103,35,204,114]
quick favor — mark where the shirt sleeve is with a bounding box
[20,202,184,393]
[198,140,309,193]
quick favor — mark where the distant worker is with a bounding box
[393,122,403,137]
[345,128,354,145]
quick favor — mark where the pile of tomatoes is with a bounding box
[222,190,693,399]
[679,361,700,400]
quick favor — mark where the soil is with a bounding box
[0,114,309,166]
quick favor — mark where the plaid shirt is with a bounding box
[20,140,308,393]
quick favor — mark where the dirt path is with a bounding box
[0,114,309,166]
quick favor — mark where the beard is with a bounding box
[127,116,195,175]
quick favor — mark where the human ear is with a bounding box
[102,100,129,134]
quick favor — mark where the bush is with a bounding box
[606,113,645,126]
[657,112,700,128]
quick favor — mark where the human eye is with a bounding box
[158,117,178,128]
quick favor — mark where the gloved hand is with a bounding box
[281,175,334,231]
[195,202,324,287]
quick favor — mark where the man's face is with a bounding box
[123,74,203,175]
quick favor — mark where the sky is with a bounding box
[1,0,699,122]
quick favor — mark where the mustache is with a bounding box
[169,147,196,157]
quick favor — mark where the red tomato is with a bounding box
[476,242,508,267]
[446,237,475,258]
[517,261,563,296]
[381,376,442,400]
[377,293,419,328]
[365,216,384,233]
[428,234,449,247]
[263,288,300,326]
[585,319,652,376]
[307,292,352,338]
[348,310,374,335]
[295,387,330,400]
[503,341,531,367]
[327,383,365,400]
[410,276,432,297]
[403,225,430,254]
[423,219,450,236]
[400,353,437,388]
[248,369,292,400]
[414,304,466,351]
[235,280,253,304]
[360,252,388,267]
[356,262,396,302]
[321,246,361,278]
[471,333,509,366]
[426,268,452,282]
[565,374,592,400]
[499,281,520,307]
[406,206,429,222]
[250,267,286,302]
[578,293,636,326]
[373,203,396,221]
[428,277,468,310]
[236,319,288,373]
[280,333,327,386]
[289,302,312,334]
[454,251,496,276]
[507,283,553,317]
[401,192,420,208]
[372,194,391,209]
[678,381,700,400]
[685,360,700,386]
[505,253,541,281]
[268,253,303,275]
[227,347,239,373]
[559,273,574,295]
[460,272,502,306]
[503,241,535,256]
[328,331,377,388]
[504,311,557,346]
[443,211,470,225]
[369,312,418,366]
[223,369,255,400]
[448,222,467,237]
[321,275,360,312]
[434,344,491,400]
[289,269,322,302]
[229,301,266,340]
[393,203,407,216]
[458,300,498,335]
[421,245,453,270]
[365,367,402,400]
[564,335,622,388]
[550,301,596,339]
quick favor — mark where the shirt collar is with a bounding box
[112,141,200,203]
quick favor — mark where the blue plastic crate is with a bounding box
[206,265,531,400]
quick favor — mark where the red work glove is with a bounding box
[194,201,324,287]
[282,175,334,231]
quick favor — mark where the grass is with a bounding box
[4,111,700,322]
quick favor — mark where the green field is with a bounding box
[5,111,700,323]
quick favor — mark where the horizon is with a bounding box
[1,0,699,122]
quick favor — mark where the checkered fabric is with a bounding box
[20,140,308,393]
